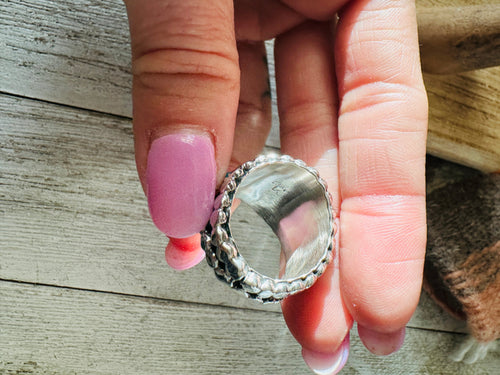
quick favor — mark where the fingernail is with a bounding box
[357,325,406,356]
[302,334,350,375]
[165,234,206,270]
[146,133,216,238]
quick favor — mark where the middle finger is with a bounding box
[275,20,353,357]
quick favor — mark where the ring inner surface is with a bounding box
[229,162,331,280]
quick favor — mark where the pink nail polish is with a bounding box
[302,334,350,375]
[357,325,406,356]
[146,133,216,238]
[165,235,206,270]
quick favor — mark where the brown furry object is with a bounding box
[424,158,499,343]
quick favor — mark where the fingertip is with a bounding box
[165,234,206,270]
[339,195,425,335]
[302,333,350,375]
[357,325,406,356]
[281,262,353,354]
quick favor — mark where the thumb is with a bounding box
[124,0,239,257]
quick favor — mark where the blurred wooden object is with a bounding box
[425,68,500,173]
[418,4,500,74]
[416,2,500,173]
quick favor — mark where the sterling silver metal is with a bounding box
[201,154,336,303]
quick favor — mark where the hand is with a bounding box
[124,1,428,373]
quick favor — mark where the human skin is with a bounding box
[124,0,428,373]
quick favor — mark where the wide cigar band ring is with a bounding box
[201,154,336,303]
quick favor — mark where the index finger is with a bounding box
[124,0,239,269]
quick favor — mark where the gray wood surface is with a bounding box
[1,0,498,374]
[1,281,498,375]
[0,0,132,117]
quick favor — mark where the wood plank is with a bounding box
[0,93,468,334]
[0,0,132,117]
[1,281,497,375]
[0,280,306,375]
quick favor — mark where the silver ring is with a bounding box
[201,154,336,303]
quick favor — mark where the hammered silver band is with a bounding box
[201,154,336,303]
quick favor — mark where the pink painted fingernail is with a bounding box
[357,325,405,356]
[302,334,350,375]
[146,133,216,238]
[165,234,206,270]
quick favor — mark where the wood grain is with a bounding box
[1,0,499,170]
[0,92,468,333]
[425,69,500,172]
[416,0,496,8]
[1,281,498,375]
[0,0,132,116]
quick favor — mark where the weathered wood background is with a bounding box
[1,0,498,374]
